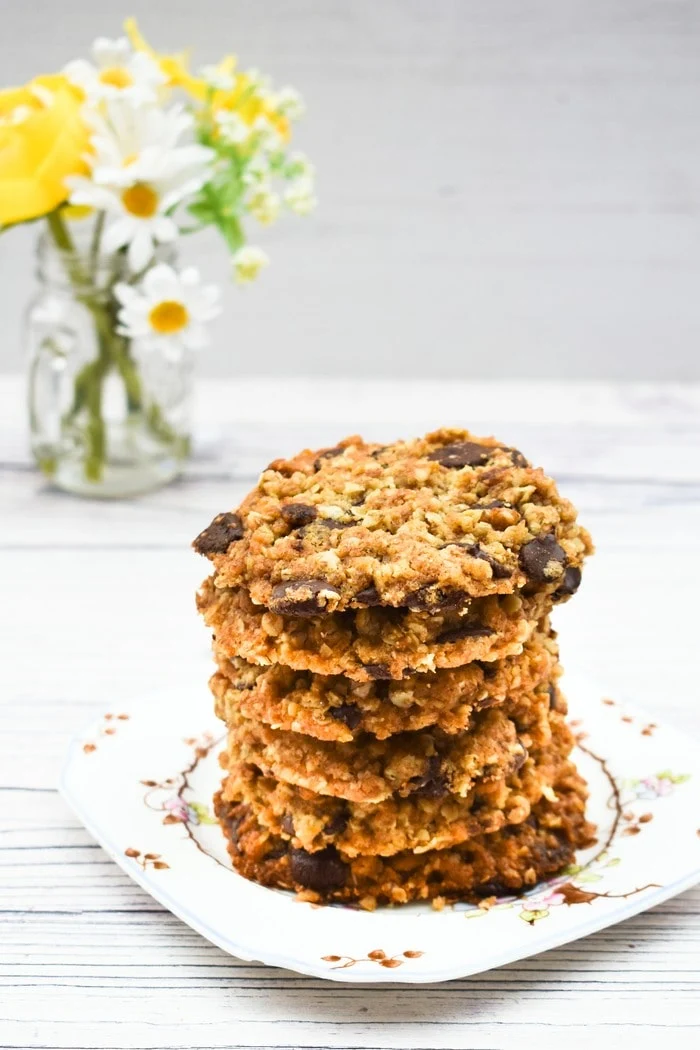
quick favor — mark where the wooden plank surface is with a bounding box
[2,376,700,1049]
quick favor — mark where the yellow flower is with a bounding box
[124,17,193,92]
[124,17,289,139]
[0,75,89,226]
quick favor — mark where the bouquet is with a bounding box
[0,19,315,494]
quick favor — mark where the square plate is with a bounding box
[60,675,700,983]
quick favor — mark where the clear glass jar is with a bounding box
[26,227,192,498]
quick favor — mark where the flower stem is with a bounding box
[89,211,106,276]
[43,208,187,486]
[45,208,74,254]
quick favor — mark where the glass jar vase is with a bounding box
[26,222,192,498]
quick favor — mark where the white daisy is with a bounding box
[115,264,220,357]
[67,102,214,271]
[84,102,200,180]
[232,246,269,284]
[65,36,164,104]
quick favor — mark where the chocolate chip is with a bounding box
[547,684,566,713]
[266,458,296,478]
[288,846,349,891]
[328,703,362,730]
[280,503,318,528]
[504,447,529,467]
[511,744,529,771]
[409,755,448,799]
[223,804,250,843]
[452,543,512,580]
[474,693,500,709]
[553,566,582,600]
[313,445,345,470]
[532,842,572,870]
[353,584,383,606]
[426,441,494,469]
[519,534,567,583]
[192,511,243,555]
[436,622,495,644]
[280,814,295,836]
[374,680,391,700]
[316,518,354,530]
[264,845,288,860]
[478,662,498,679]
[475,880,509,899]
[323,807,350,836]
[406,586,471,613]
[269,578,340,617]
[362,662,393,680]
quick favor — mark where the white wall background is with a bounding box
[1,0,699,379]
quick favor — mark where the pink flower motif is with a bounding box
[538,888,566,907]
[636,776,673,799]
[163,798,191,823]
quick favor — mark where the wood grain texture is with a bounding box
[2,376,700,1049]
[1,0,700,379]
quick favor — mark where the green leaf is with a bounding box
[657,770,691,784]
[519,908,549,924]
[190,802,217,825]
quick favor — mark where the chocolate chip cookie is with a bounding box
[214,763,594,907]
[222,691,556,803]
[198,578,551,681]
[194,428,592,613]
[211,624,559,741]
[218,713,573,857]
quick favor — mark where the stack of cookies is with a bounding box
[194,429,595,909]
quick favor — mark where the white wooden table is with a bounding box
[2,376,700,1050]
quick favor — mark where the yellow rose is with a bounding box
[0,74,89,226]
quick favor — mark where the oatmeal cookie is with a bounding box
[221,692,556,803]
[211,624,560,741]
[193,428,592,613]
[198,578,551,681]
[218,715,574,857]
[215,765,595,907]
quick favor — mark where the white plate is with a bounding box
[60,675,700,983]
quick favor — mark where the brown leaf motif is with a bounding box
[81,713,130,753]
[557,882,598,905]
[123,848,170,871]
[322,949,424,970]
